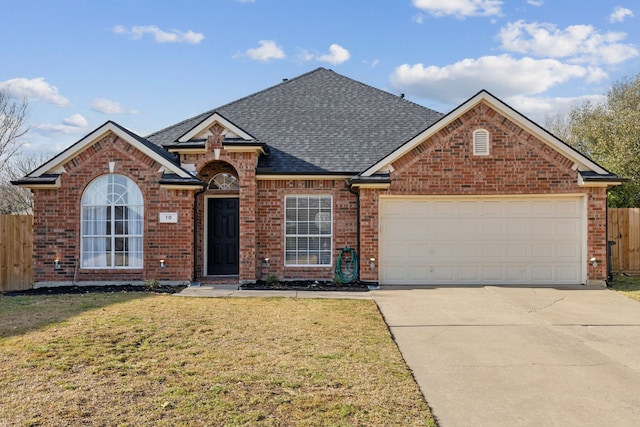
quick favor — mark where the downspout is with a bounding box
[193,186,206,283]
[347,181,361,282]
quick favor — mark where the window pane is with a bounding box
[81,174,144,268]
[284,195,332,266]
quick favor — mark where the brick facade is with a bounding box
[358,102,608,284]
[32,134,195,286]
[29,100,609,287]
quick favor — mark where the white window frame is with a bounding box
[284,194,333,267]
[473,128,490,156]
[208,173,240,191]
[80,174,144,269]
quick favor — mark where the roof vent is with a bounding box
[282,78,289,82]
[400,93,405,98]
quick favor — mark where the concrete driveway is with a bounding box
[371,286,640,427]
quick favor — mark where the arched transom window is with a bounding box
[81,174,144,268]
[208,173,240,191]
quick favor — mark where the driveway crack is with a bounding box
[528,297,564,313]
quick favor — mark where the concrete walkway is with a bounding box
[176,284,372,300]
[371,286,640,427]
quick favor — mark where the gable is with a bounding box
[358,90,621,188]
[176,112,255,143]
[13,121,199,189]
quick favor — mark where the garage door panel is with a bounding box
[380,197,584,286]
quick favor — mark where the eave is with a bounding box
[11,174,61,189]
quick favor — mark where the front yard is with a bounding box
[0,292,435,426]
[610,274,640,302]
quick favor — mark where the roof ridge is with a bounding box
[144,67,329,141]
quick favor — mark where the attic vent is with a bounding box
[473,129,490,156]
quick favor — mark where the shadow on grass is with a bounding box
[0,287,178,338]
[610,274,640,292]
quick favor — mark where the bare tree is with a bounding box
[0,90,31,213]
[0,153,51,214]
[0,90,29,172]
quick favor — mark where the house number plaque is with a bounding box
[159,212,178,223]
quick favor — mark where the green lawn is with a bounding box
[610,274,640,303]
[0,292,436,426]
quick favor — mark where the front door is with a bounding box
[207,198,240,275]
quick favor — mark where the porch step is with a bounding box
[192,277,240,289]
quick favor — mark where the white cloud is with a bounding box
[610,7,634,23]
[413,13,425,24]
[243,40,286,61]
[91,98,138,115]
[113,25,204,44]
[316,44,351,65]
[412,0,503,18]
[364,59,381,68]
[389,55,602,105]
[506,94,605,122]
[296,48,315,62]
[62,114,88,127]
[498,20,639,65]
[0,77,69,106]
[34,123,87,137]
[526,0,543,6]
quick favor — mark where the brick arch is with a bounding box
[198,161,239,188]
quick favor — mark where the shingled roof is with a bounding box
[146,68,444,174]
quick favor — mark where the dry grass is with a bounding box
[610,274,640,303]
[0,293,435,426]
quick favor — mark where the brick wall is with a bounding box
[32,134,195,285]
[255,179,358,281]
[359,101,608,284]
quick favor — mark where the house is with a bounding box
[13,68,622,288]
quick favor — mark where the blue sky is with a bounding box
[2,0,639,155]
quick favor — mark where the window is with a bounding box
[208,173,240,191]
[81,174,144,268]
[473,129,490,156]
[285,195,332,266]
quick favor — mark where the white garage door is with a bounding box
[379,196,585,285]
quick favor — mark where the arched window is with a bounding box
[208,173,240,191]
[81,174,144,268]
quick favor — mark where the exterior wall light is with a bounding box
[54,259,61,270]
[160,259,166,269]
[590,257,598,267]
[369,257,376,270]
[263,257,270,268]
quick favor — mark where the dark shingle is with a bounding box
[146,68,444,174]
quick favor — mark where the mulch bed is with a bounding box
[3,284,187,296]
[240,280,372,292]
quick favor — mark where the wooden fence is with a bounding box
[608,208,640,273]
[0,215,33,292]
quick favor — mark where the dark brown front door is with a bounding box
[207,198,239,275]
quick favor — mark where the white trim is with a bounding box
[283,194,334,268]
[178,112,254,142]
[168,147,207,154]
[577,174,623,187]
[13,176,62,189]
[29,122,192,179]
[160,184,204,190]
[350,182,391,189]
[361,91,609,177]
[222,144,267,155]
[256,174,353,181]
